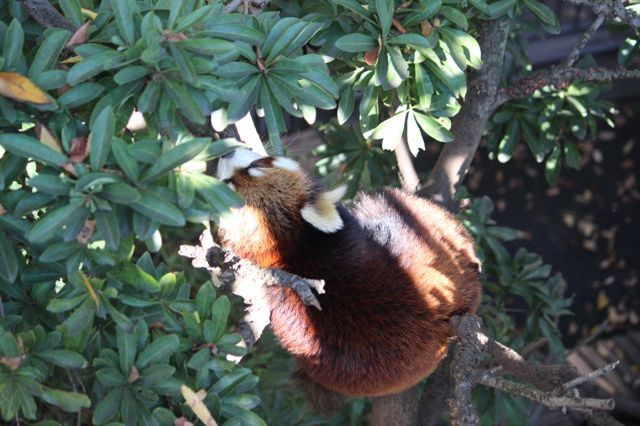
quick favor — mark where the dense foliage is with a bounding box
[0,0,637,424]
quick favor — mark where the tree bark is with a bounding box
[422,17,511,210]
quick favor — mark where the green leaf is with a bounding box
[195,281,216,319]
[117,327,137,376]
[3,19,24,69]
[37,349,87,369]
[440,6,468,30]
[59,0,83,28]
[375,0,393,38]
[440,27,482,70]
[259,82,285,155]
[204,24,264,45]
[521,119,545,163]
[545,144,562,186]
[337,85,355,125]
[169,43,197,85]
[96,367,127,387]
[142,138,210,183]
[413,111,454,143]
[406,111,425,156]
[130,190,186,227]
[618,37,639,67]
[26,200,86,244]
[26,174,71,196]
[414,63,433,110]
[563,142,581,170]
[62,297,95,336]
[188,173,244,213]
[0,231,18,283]
[109,263,161,293]
[403,0,442,27]
[227,76,261,122]
[90,106,115,171]
[0,133,69,168]
[67,51,124,86]
[114,66,150,85]
[92,388,123,424]
[58,83,105,109]
[111,0,136,45]
[371,110,407,150]
[335,33,377,53]
[336,0,372,20]
[487,0,516,18]
[265,21,308,61]
[40,241,81,263]
[523,0,559,27]
[136,334,180,369]
[112,139,140,181]
[30,29,72,77]
[137,81,161,113]
[47,294,86,313]
[139,364,176,385]
[388,34,436,50]
[162,78,205,125]
[95,209,121,251]
[40,386,91,413]
[271,58,310,75]
[497,119,520,163]
[100,183,140,204]
[175,5,217,32]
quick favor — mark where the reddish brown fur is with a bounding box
[218,160,481,398]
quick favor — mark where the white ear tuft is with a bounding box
[300,186,346,233]
[324,185,347,203]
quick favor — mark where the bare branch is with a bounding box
[495,67,640,107]
[179,230,324,347]
[223,0,271,15]
[477,373,615,411]
[563,0,640,37]
[559,361,620,390]
[22,0,75,31]
[558,14,606,71]
[394,137,420,194]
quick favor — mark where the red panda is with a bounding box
[215,148,482,400]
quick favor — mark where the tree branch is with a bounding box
[179,230,324,348]
[223,0,271,15]
[495,67,640,107]
[394,137,421,194]
[422,17,512,210]
[563,0,640,38]
[22,0,75,31]
[558,14,606,71]
[442,315,619,425]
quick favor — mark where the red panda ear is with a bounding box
[300,185,347,233]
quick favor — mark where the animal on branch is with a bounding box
[215,148,482,407]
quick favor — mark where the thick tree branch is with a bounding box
[422,17,511,210]
[22,0,75,31]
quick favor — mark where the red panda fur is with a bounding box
[216,150,482,399]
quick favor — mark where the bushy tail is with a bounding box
[293,368,346,415]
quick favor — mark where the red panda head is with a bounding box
[216,149,346,267]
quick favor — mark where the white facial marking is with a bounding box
[216,148,263,181]
[272,157,301,172]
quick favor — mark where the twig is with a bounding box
[558,14,606,71]
[477,373,615,411]
[563,0,640,38]
[559,361,620,391]
[22,0,75,31]
[495,67,640,107]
